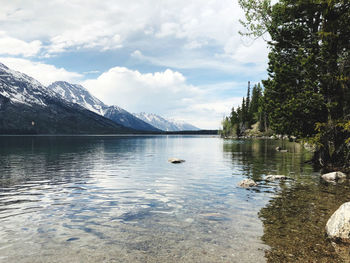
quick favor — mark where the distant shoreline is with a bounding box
[0,130,219,136]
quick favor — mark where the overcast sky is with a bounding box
[0,0,269,129]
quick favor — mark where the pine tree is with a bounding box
[239,0,350,169]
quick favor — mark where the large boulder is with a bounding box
[321,172,347,182]
[326,202,350,243]
[238,179,257,188]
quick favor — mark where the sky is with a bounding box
[0,0,269,129]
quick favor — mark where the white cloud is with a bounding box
[82,67,199,112]
[0,57,83,86]
[0,31,42,57]
[82,66,246,129]
[130,49,267,77]
[0,0,258,57]
[171,97,243,129]
[48,22,123,54]
[224,36,269,64]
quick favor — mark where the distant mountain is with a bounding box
[167,118,201,131]
[0,63,130,134]
[133,112,200,131]
[48,81,160,132]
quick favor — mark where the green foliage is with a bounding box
[239,0,350,168]
[238,0,272,38]
[221,82,266,137]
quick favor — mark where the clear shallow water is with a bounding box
[0,136,348,262]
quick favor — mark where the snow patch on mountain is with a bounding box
[48,81,160,131]
[48,81,106,115]
[134,112,200,131]
[0,62,57,107]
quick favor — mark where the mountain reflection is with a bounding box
[0,136,135,187]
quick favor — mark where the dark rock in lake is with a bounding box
[168,158,185,164]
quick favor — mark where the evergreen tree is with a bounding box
[239,0,350,169]
[221,81,266,137]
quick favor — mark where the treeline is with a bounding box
[221,82,268,137]
[230,0,350,170]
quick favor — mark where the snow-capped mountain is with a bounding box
[0,63,58,107]
[48,81,106,115]
[0,62,130,134]
[133,112,200,131]
[48,81,160,132]
[167,118,201,131]
[104,105,161,132]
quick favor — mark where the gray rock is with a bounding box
[276,146,288,152]
[168,158,185,164]
[238,179,257,188]
[265,175,287,181]
[321,172,347,182]
[326,202,350,243]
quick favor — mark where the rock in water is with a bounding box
[326,202,350,243]
[321,172,347,182]
[276,146,288,152]
[265,175,287,181]
[238,179,257,188]
[168,158,185,164]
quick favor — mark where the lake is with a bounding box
[0,136,349,262]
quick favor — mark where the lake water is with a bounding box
[0,136,349,262]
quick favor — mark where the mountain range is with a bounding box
[0,63,130,134]
[134,112,199,131]
[48,81,160,132]
[0,62,200,134]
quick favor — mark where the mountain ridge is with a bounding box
[48,81,160,132]
[133,112,200,131]
[0,63,132,134]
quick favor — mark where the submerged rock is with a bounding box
[168,158,185,164]
[321,172,347,182]
[238,179,257,188]
[275,146,288,152]
[326,202,350,243]
[265,175,287,181]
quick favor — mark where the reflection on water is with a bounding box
[0,136,267,263]
[224,139,350,262]
[0,136,346,262]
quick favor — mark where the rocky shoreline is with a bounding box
[237,169,350,260]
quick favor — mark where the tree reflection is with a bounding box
[259,173,350,262]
